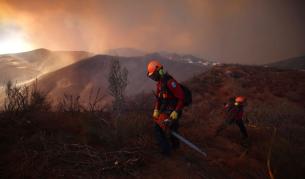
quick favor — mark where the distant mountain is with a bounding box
[37,54,211,103]
[150,52,218,66]
[104,48,218,67]
[266,56,305,70]
[105,48,146,57]
[0,48,92,84]
[0,48,216,105]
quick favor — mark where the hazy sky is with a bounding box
[0,0,304,64]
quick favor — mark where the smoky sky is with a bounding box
[1,0,305,64]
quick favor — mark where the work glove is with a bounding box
[170,111,178,120]
[153,109,160,118]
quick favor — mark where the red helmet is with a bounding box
[147,60,162,76]
[235,96,246,104]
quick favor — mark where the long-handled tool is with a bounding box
[171,131,207,157]
[160,119,208,157]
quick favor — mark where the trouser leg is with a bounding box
[235,120,248,139]
[154,123,170,155]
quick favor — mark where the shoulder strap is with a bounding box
[160,74,173,97]
[160,73,170,87]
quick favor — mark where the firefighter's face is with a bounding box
[148,70,161,81]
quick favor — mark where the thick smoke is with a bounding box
[1,0,305,64]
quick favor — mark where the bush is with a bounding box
[246,97,305,127]
[3,80,50,115]
[56,94,82,113]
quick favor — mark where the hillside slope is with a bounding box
[105,48,147,57]
[131,64,305,178]
[0,48,92,83]
[1,65,304,178]
[130,65,305,178]
[266,55,305,70]
[37,54,210,104]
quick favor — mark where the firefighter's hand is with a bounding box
[153,109,160,118]
[170,111,178,120]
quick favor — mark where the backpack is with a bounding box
[224,98,244,121]
[180,84,192,107]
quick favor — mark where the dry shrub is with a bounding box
[117,111,151,140]
[271,133,305,178]
[3,80,50,117]
[6,130,143,178]
[56,87,108,114]
[0,107,149,178]
[247,97,305,127]
[83,115,115,146]
[56,94,82,113]
[246,96,305,178]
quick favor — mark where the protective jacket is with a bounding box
[224,104,244,121]
[154,74,185,112]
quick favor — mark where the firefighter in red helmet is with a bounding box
[215,96,249,145]
[147,60,185,155]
